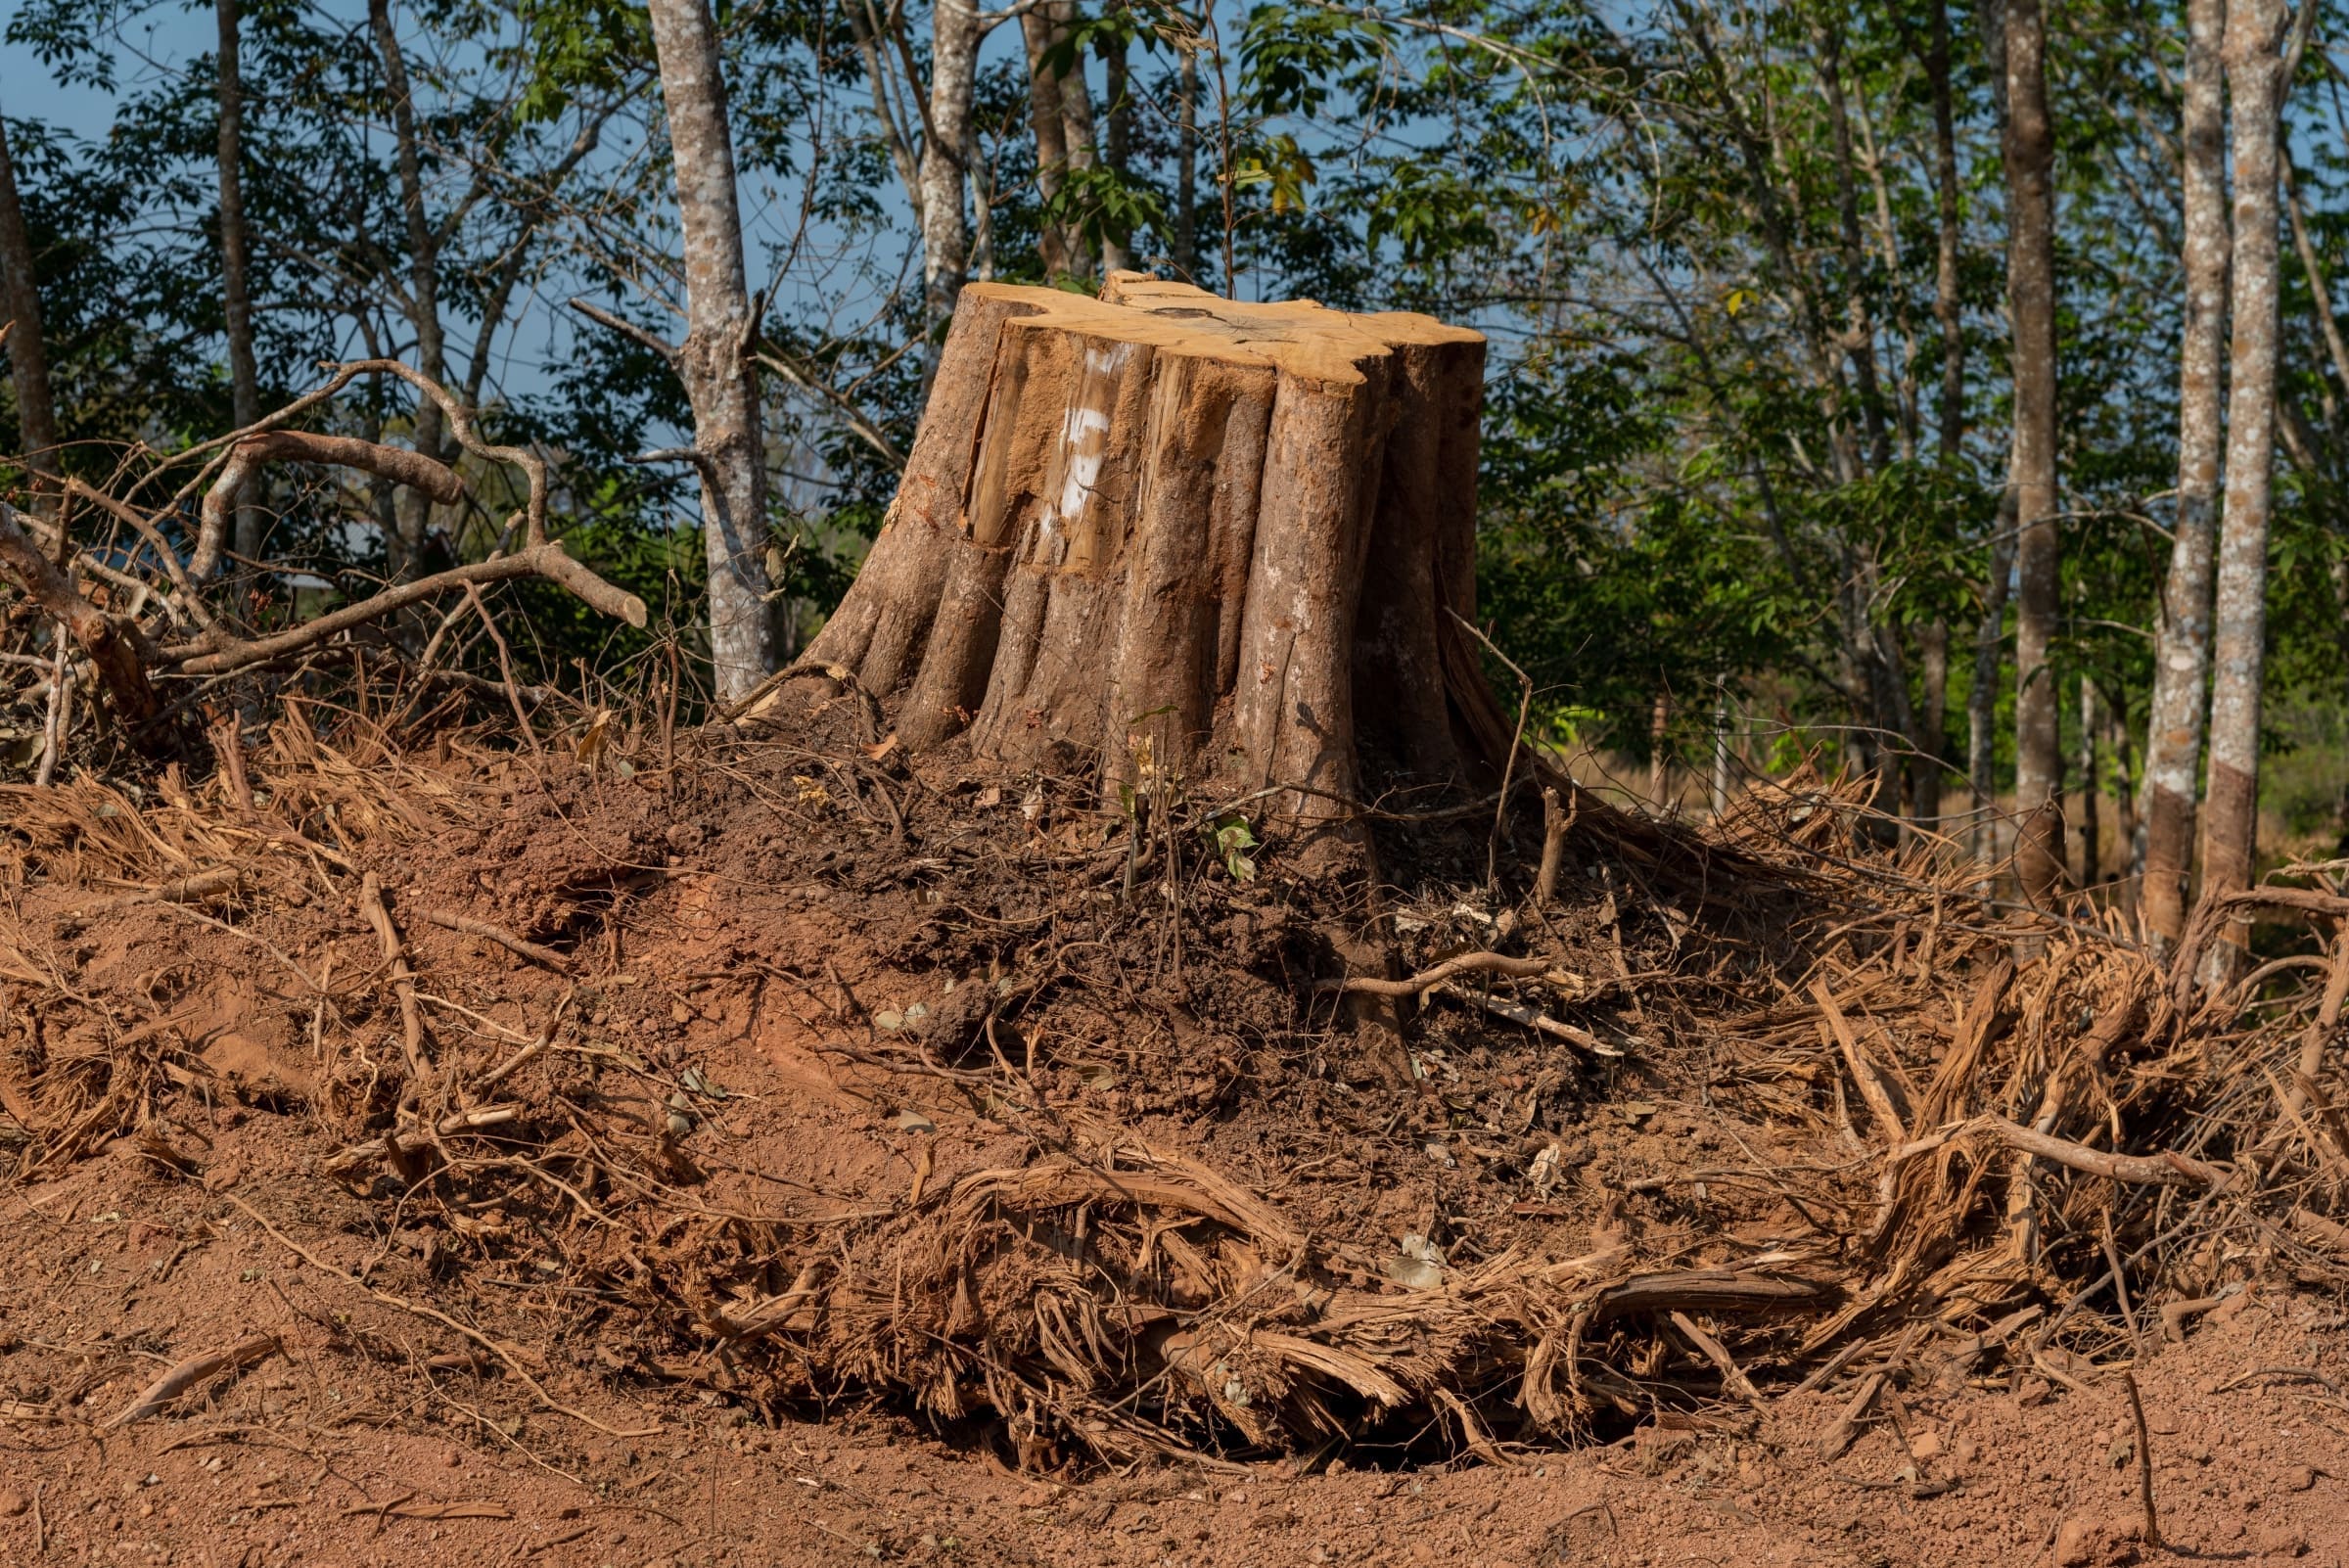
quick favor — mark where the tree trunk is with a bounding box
[794,274,1487,830]
[1923,0,1965,462]
[648,0,777,704]
[216,0,264,562]
[1174,42,1200,283]
[1019,8,1078,279]
[2141,0,2229,954]
[1915,616,1948,829]
[2003,0,2064,903]
[1968,482,2016,865]
[919,0,983,324]
[0,114,60,487]
[368,0,447,575]
[2077,674,2099,885]
[2201,0,2292,965]
[1102,15,1132,274]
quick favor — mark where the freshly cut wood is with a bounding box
[792,272,1488,821]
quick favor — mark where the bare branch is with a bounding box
[193,431,469,581]
[0,499,160,727]
[167,540,647,677]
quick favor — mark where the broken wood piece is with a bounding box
[1588,1268,1831,1327]
[1815,1368,1885,1460]
[360,872,429,1083]
[104,1333,280,1427]
[68,865,245,917]
[1811,980,1910,1144]
[1669,1310,1767,1408]
[418,908,573,973]
[1440,985,1623,1056]
[1534,785,1573,906]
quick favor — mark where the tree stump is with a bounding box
[798,272,1489,819]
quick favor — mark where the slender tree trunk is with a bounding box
[2201,0,2292,964]
[1924,0,1966,461]
[1815,22,1893,472]
[1969,483,2017,865]
[1102,14,1131,272]
[918,0,982,325]
[2003,0,2065,903]
[2141,0,2230,953]
[2077,675,2100,884]
[0,115,60,487]
[216,0,264,562]
[1649,691,1671,808]
[647,0,776,702]
[368,0,446,575]
[1018,9,1074,277]
[1916,617,1949,827]
[1174,40,1200,283]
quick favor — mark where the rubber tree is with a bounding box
[2200,0,2293,965]
[2002,0,2065,904]
[646,0,775,703]
[216,0,265,561]
[2140,0,2229,953]
[0,115,60,486]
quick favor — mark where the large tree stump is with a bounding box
[799,273,1489,819]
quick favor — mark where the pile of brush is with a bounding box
[2,683,2344,1469]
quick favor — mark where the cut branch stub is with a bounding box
[797,272,1488,819]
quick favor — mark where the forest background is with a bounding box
[3,0,2346,945]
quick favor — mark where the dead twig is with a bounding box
[103,1333,280,1427]
[419,908,573,973]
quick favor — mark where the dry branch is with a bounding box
[419,908,573,973]
[1314,950,1566,997]
[194,430,467,580]
[103,1333,279,1427]
[0,498,160,727]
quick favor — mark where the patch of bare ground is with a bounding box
[2,679,2346,1564]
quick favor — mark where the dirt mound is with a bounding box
[2,681,2346,1490]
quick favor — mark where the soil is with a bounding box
[1,680,2341,1565]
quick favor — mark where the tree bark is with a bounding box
[2002,0,2064,903]
[647,0,777,704]
[2201,0,2293,964]
[919,0,983,324]
[1922,0,1966,462]
[1968,482,2016,865]
[367,0,448,575]
[1019,7,1079,278]
[1915,617,1948,828]
[1102,13,1132,273]
[2141,0,2230,953]
[794,275,1486,829]
[0,114,60,487]
[216,0,264,562]
[1174,40,1200,283]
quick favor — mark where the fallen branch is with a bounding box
[194,431,466,580]
[1983,1116,2227,1186]
[1440,984,1624,1056]
[103,1333,280,1427]
[419,908,573,973]
[1313,950,1568,998]
[360,873,429,1084]
[166,540,646,677]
